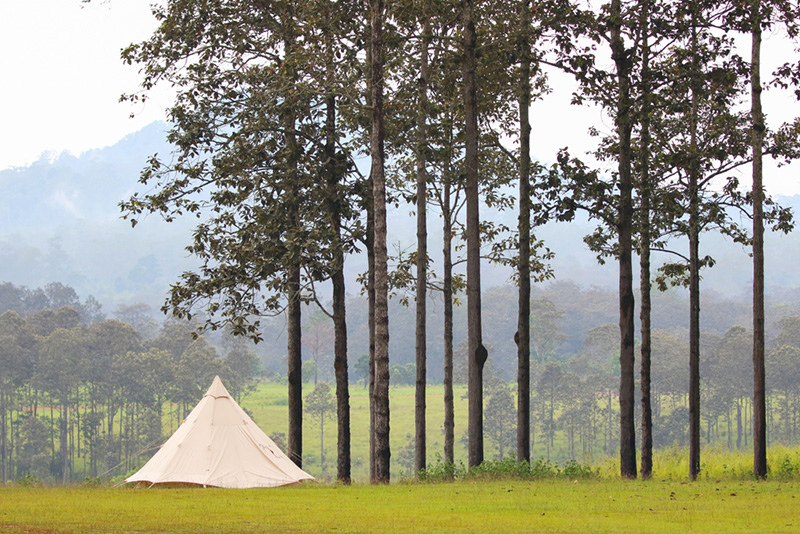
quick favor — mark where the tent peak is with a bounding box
[205,376,231,399]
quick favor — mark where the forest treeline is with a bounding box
[78,0,800,483]
[4,281,800,483]
[0,282,260,484]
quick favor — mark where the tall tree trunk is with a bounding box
[610,0,637,479]
[414,15,431,477]
[516,0,532,465]
[367,182,377,481]
[364,29,378,484]
[284,23,303,466]
[463,0,487,469]
[638,0,653,481]
[442,179,455,466]
[287,265,302,467]
[369,0,391,484]
[750,0,767,480]
[322,11,351,483]
[325,50,351,483]
[688,12,702,482]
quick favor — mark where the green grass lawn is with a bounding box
[1,478,799,533]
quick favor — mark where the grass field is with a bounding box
[1,478,799,533]
[237,382,473,482]
[8,380,800,533]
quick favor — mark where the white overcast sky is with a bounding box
[1,0,799,196]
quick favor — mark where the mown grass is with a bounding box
[1,478,799,533]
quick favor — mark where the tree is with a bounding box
[369,0,391,484]
[306,381,335,471]
[119,0,370,475]
[485,384,517,460]
[608,0,638,480]
[0,311,35,482]
[34,327,87,483]
[536,362,563,461]
[516,0,533,465]
[749,0,768,479]
[225,341,260,403]
[413,7,432,478]
[15,416,49,482]
[767,345,800,444]
[463,0,488,469]
[636,0,655,481]
[354,355,370,388]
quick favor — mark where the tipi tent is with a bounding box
[126,376,313,488]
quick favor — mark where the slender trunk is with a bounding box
[463,0,487,469]
[737,400,743,449]
[688,13,701,482]
[320,415,325,471]
[321,23,351,484]
[516,0,532,465]
[608,388,613,454]
[750,0,767,480]
[443,181,455,466]
[610,0,637,479]
[287,265,303,467]
[61,402,68,483]
[414,15,431,476]
[1,390,7,483]
[367,182,377,481]
[285,26,303,464]
[369,0,391,484]
[727,411,732,450]
[638,0,653,481]
[332,265,350,483]
[364,24,378,485]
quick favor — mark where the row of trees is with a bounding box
[0,305,258,484]
[4,298,800,482]
[118,0,800,483]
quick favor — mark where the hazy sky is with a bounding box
[1,0,798,195]
[0,0,169,170]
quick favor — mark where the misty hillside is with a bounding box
[1,120,799,315]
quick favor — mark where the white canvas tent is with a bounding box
[126,376,313,488]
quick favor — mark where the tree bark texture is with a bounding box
[369,0,391,484]
[610,0,637,479]
[364,31,378,484]
[688,14,702,482]
[443,181,455,466]
[414,16,431,476]
[287,264,303,467]
[284,51,303,465]
[750,0,767,480]
[324,73,351,483]
[516,0,532,465]
[638,0,653,480]
[463,0,487,468]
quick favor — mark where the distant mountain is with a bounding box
[1,120,799,318]
[0,122,198,310]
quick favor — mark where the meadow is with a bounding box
[238,382,472,481]
[1,477,799,533]
[234,382,800,482]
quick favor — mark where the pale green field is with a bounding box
[1,479,799,533]
[239,382,473,481]
[234,382,800,482]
